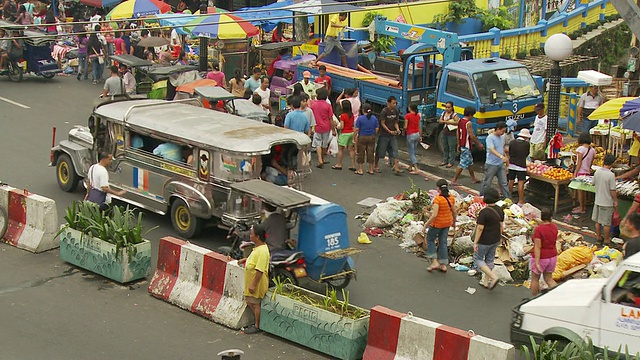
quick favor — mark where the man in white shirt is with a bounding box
[119,63,136,94]
[577,85,605,134]
[86,152,126,210]
[253,76,271,113]
[529,103,547,160]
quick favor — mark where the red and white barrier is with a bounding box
[0,185,59,253]
[363,306,515,360]
[148,237,253,330]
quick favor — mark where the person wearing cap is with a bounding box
[530,103,547,160]
[311,12,348,67]
[244,67,262,93]
[505,128,531,205]
[577,85,605,134]
[238,224,270,334]
[480,121,510,200]
[298,71,317,99]
[504,119,517,146]
[592,154,618,247]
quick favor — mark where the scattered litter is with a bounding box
[468,269,477,276]
[465,287,476,295]
[357,233,372,244]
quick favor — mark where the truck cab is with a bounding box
[433,58,543,146]
[511,252,640,354]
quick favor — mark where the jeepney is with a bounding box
[51,97,311,238]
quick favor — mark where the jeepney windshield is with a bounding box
[473,67,540,104]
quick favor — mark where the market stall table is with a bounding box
[526,173,573,214]
[568,180,634,216]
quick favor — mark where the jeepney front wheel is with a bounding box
[170,198,203,239]
[56,154,80,192]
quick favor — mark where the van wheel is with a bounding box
[56,154,80,192]
[170,199,202,238]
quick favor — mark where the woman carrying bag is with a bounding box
[474,188,504,290]
[87,32,104,84]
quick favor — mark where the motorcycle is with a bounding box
[219,222,307,286]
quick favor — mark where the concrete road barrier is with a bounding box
[364,305,515,360]
[148,237,253,330]
[0,185,58,253]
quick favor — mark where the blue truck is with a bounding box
[297,17,544,149]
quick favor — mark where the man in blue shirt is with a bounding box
[284,97,310,136]
[480,121,510,199]
[153,142,183,162]
[244,67,262,93]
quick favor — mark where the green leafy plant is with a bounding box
[57,201,156,261]
[432,0,483,27]
[480,6,515,32]
[520,336,640,360]
[362,11,394,54]
[271,283,367,320]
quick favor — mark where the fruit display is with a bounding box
[527,162,552,176]
[542,167,573,180]
[560,142,579,152]
[609,125,634,137]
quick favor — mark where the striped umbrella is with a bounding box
[107,0,172,20]
[184,13,259,39]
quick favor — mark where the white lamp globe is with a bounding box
[544,33,573,61]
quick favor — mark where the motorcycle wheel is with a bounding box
[271,268,298,286]
[42,73,55,80]
[8,61,23,82]
[325,264,352,290]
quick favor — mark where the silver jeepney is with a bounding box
[51,98,311,238]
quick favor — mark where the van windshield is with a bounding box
[473,68,540,104]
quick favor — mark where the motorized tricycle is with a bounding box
[193,86,270,123]
[0,21,62,82]
[109,54,154,94]
[223,179,360,290]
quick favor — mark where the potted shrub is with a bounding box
[57,201,154,283]
[260,282,370,360]
[432,0,483,35]
[362,11,394,54]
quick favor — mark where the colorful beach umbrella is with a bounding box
[78,0,121,9]
[184,13,259,39]
[588,97,640,120]
[107,0,172,20]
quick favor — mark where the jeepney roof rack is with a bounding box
[122,98,203,124]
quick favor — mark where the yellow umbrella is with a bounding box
[588,97,638,120]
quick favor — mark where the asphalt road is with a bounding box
[0,75,531,360]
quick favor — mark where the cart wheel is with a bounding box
[56,154,80,192]
[271,268,298,286]
[170,198,202,239]
[8,61,23,82]
[326,264,352,290]
[42,73,56,80]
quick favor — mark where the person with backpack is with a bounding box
[423,179,457,273]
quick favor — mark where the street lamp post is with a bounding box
[543,33,573,155]
[199,0,208,72]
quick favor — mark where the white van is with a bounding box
[511,252,640,355]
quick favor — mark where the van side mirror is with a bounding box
[490,89,497,105]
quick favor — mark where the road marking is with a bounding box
[0,96,30,109]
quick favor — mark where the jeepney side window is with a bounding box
[227,189,262,217]
[92,116,111,154]
[445,72,474,100]
[611,270,640,308]
[213,152,260,181]
[111,123,125,159]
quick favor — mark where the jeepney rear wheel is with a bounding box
[170,198,203,239]
[56,154,80,192]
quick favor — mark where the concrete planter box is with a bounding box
[261,284,369,360]
[59,227,151,283]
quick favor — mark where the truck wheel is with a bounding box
[56,154,80,192]
[170,198,203,238]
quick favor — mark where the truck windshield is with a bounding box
[473,68,540,104]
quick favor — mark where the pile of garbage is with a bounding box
[359,183,623,285]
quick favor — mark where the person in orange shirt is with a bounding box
[423,179,457,273]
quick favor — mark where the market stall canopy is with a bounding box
[136,36,169,47]
[184,13,259,39]
[621,111,640,132]
[0,20,54,45]
[156,13,196,35]
[283,0,363,15]
[110,54,154,67]
[175,79,218,94]
[194,86,236,100]
[78,0,121,9]
[107,0,172,20]
[588,97,640,120]
[145,64,198,81]
[236,0,314,32]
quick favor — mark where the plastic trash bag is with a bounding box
[594,246,622,262]
[400,221,424,248]
[327,135,338,157]
[451,236,473,255]
[597,261,618,278]
[364,200,412,228]
[509,235,528,259]
[552,246,594,281]
[494,265,514,283]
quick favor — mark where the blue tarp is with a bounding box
[156,13,197,35]
[236,0,314,32]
